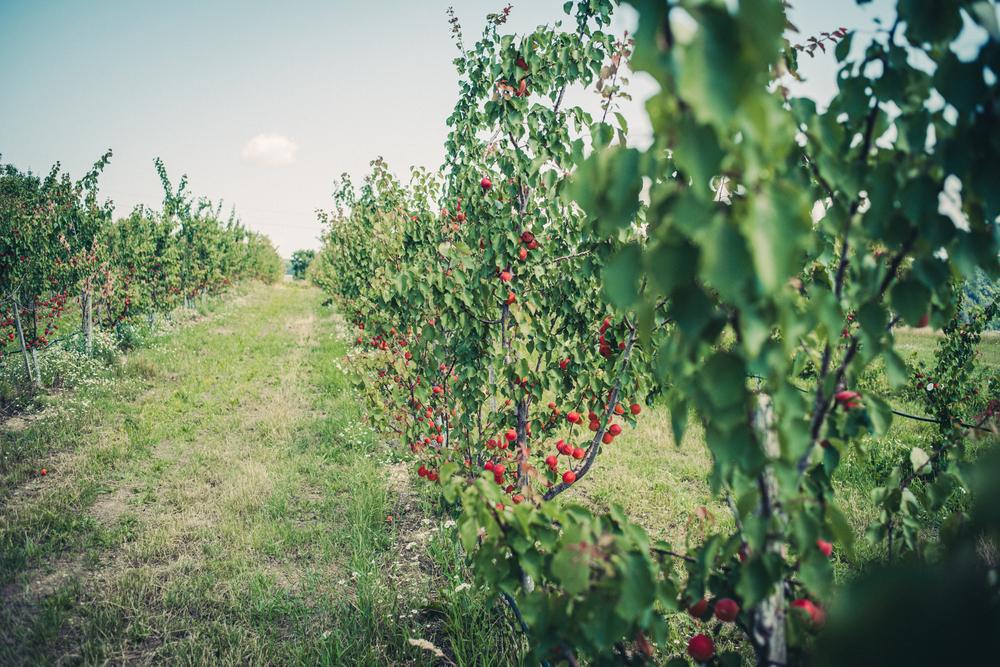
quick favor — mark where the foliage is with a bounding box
[0,154,282,396]
[314,0,999,664]
[289,249,316,280]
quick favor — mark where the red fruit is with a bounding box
[427,470,439,482]
[432,385,444,394]
[505,291,516,305]
[418,465,428,477]
[687,634,715,663]
[505,428,517,442]
[567,411,581,424]
[516,56,528,70]
[455,212,466,222]
[484,461,495,471]
[790,598,826,626]
[559,358,570,370]
[589,421,600,432]
[518,247,528,261]
[630,403,641,415]
[545,455,557,468]
[608,423,622,436]
[547,401,556,410]
[435,434,444,444]
[601,432,613,444]
[404,351,413,361]
[40,468,47,476]
[714,597,740,622]
[512,493,524,504]
[614,404,625,416]
[480,176,492,190]
[572,447,585,460]
[834,390,861,409]
[687,598,709,618]
[562,470,576,484]
[816,539,833,557]
[500,271,513,282]
[494,464,506,476]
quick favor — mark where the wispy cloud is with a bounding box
[241,133,299,166]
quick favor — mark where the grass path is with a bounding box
[0,283,458,665]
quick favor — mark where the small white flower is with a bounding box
[926,383,934,392]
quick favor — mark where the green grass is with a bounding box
[0,283,522,665]
[2,283,995,665]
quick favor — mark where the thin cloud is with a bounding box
[241,133,299,166]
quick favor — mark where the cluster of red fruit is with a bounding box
[416,465,439,482]
[597,316,624,358]
[684,563,829,660]
[683,597,740,662]
[833,389,861,409]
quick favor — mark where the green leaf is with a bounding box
[910,447,931,474]
[674,118,724,196]
[604,245,643,309]
[551,546,590,595]
[701,220,752,303]
[702,352,746,409]
[670,397,688,446]
[826,502,855,553]
[798,550,834,598]
[883,348,910,388]
[647,236,698,295]
[891,278,931,326]
[735,552,779,607]
[614,552,656,620]
[866,394,893,435]
[748,183,810,293]
[899,0,962,44]
[669,285,715,339]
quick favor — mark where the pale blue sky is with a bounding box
[0,1,906,254]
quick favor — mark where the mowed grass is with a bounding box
[2,282,994,666]
[0,282,522,666]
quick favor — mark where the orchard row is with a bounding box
[1,154,282,386]
[314,1,998,664]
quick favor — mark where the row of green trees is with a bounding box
[1,152,282,387]
[312,0,998,663]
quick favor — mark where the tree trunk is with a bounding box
[750,393,787,666]
[10,294,37,387]
[81,288,93,355]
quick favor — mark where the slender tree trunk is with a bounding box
[81,288,93,355]
[750,393,787,666]
[10,294,37,387]
[29,303,42,385]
